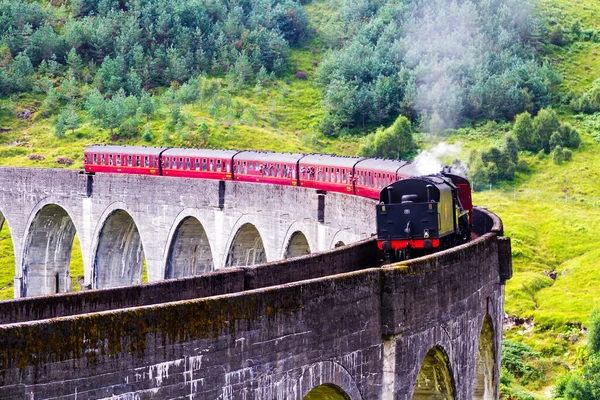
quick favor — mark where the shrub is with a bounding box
[28,154,44,161]
[56,157,73,165]
[142,127,153,143]
[295,71,307,80]
[552,145,565,164]
[590,309,600,355]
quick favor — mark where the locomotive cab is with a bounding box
[377,175,470,261]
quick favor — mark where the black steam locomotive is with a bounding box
[376,171,472,261]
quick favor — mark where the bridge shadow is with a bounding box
[413,345,455,399]
[303,384,351,400]
[165,216,213,279]
[474,314,496,399]
[284,231,311,258]
[93,209,145,289]
[225,223,266,267]
[21,204,82,297]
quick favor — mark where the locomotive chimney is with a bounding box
[386,186,393,202]
[426,185,432,202]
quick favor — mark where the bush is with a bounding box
[295,71,307,80]
[549,25,566,45]
[517,159,529,172]
[502,340,539,380]
[552,145,565,164]
[142,127,153,142]
[56,157,73,165]
[589,309,600,355]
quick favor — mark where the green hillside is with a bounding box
[1,0,600,397]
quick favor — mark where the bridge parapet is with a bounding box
[0,207,511,399]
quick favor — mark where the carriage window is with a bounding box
[248,162,254,171]
[116,155,121,166]
[195,159,199,170]
[109,155,113,166]
[226,162,230,172]
[209,160,214,171]
[127,155,131,166]
[93,154,97,164]
[217,160,221,171]
[336,169,340,183]
[276,164,280,177]
[186,158,190,169]
[342,170,347,183]
[136,156,140,167]
[152,157,157,168]
[100,154,105,165]
[243,162,247,174]
[144,156,149,167]
[203,159,208,171]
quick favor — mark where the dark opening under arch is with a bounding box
[474,315,496,399]
[93,210,144,289]
[413,346,455,399]
[303,384,350,400]
[21,205,79,297]
[284,231,311,259]
[165,217,213,278]
[225,223,266,267]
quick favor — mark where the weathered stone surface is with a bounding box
[0,209,509,399]
[0,168,375,296]
[0,166,511,399]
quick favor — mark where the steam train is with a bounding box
[376,171,472,261]
[83,145,473,260]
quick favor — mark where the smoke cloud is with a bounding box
[401,0,534,134]
[402,0,478,134]
[413,142,467,176]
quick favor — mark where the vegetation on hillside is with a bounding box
[1,0,600,397]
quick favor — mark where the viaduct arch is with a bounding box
[0,168,374,295]
[0,167,512,399]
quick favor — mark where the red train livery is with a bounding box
[84,145,429,200]
[84,145,473,258]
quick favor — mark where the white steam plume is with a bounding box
[413,142,467,177]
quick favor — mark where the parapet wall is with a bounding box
[0,207,511,399]
[0,237,380,325]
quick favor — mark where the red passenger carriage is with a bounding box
[161,148,238,180]
[298,155,363,195]
[84,145,166,175]
[353,159,416,199]
[233,151,304,186]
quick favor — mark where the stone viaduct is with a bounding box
[0,167,512,399]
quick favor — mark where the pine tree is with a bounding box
[139,92,156,122]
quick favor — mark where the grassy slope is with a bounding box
[0,0,599,395]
